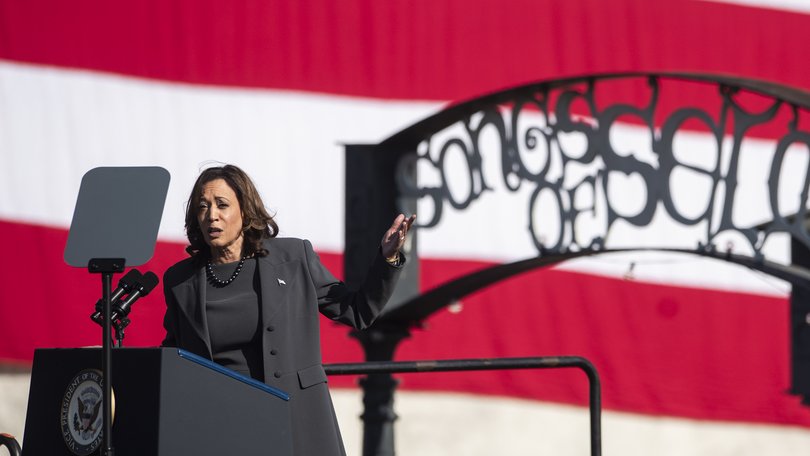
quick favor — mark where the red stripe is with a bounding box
[1,0,809,101]
[2,219,808,426]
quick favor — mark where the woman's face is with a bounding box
[197,178,244,255]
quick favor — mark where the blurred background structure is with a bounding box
[2,1,810,454]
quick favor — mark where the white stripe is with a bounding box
[703,0,810,14]
[0,60,799,296]
[0,60,440,251]
[332,389,810,456]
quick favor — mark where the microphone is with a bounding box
[111,271,159,322]
[91,269,143,324]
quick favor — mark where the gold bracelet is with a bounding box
[385,253,401,266]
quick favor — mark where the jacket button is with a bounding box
[273,371,281,378]
[266,325,275,332]
[270,349,278,355]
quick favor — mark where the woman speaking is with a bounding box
[161,164,414,455]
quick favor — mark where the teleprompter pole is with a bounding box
[89,258,125,456]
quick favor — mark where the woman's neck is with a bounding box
[210,240,244,264]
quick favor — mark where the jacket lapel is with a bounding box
[257,241,297,322]
[173,265,213,357]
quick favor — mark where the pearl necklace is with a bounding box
[206,257,246,287]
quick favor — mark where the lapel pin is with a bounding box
[277,278,287,286]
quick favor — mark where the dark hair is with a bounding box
[184,164,278,259]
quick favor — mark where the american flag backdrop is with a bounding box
[1,1,810,454]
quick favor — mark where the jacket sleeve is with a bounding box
[303,239,404,330]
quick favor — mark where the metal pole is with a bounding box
[349,326,411,456]
[101,271,115,456]
[89,258,123,456]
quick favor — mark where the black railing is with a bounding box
[324,356,601,456]
[0,433,21,456]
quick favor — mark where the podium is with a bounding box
[21,348,292,456]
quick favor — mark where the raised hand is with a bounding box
[380,214,416,261]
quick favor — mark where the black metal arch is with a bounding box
[348,70,810,331]
[347,71,810,285]
[381,71,810,258]
[342,72,810,456]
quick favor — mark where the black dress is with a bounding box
[205,258,264,381]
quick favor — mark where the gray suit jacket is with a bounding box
[161,237,402,455]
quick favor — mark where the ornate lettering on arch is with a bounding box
[397,76,810,257]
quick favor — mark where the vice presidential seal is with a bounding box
[60,369,104,455]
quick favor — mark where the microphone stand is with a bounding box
[112,317,131,348]
[88,258,124,456]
